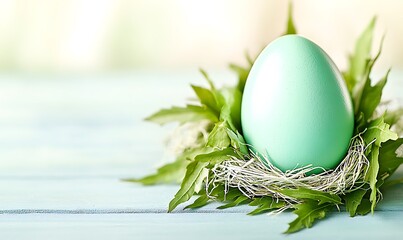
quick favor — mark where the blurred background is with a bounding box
[0,0,401,176]
[0,0,402,72]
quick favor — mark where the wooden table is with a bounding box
[1,70,402,239]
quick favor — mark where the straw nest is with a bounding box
[167,122,372,208]
[208,133,372,207]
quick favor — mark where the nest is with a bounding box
[207,133,372,206]
[166,122,372,208]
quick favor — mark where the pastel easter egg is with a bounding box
[241,35,354,173]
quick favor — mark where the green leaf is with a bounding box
[248,197,286,215]
[195,148,239,166]
[194,171,209,196]
[208,185,226,199]
[123,158,187,185]
[219,87,243,131]
[224,188,245,201]
[344,17,376,92]
[226,129,249,155]
[202,187,247,210]
[191,85,220,115]
[184,194,210,209]
[356,199,372,215]
[168,160,209,212]
[378,138,403,180]
[279,187,342,205]
[284,2,297,35]
[217,195,250,209]
[363,116,398,146]
[365,146,380,212]
[362,116,397,213]
[229,63,251,93]
[199,68,216,91]
[356,69,389,120]
[352,38,383,118]
[355,112,367,133]
[145,105,218,125]
[248,198,262,207]
[285,200,335,234]
[125,147,210,185]
[343,189,367,217]
[207,121,231,149]
[204,85,243,136]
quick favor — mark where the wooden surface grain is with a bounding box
[0,70,402,239]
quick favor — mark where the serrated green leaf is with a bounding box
[200,67,244,141]
[125,147,208,185]
[226,129,249,155]
[366,146,380,213]
[195,148,239,166]
[362,116,398,213]
[356,198,372,215]
[285,200,335,234]
[357,69,389,120]
[219,87,242,131]
[279,187,342,205]
[204,187,247,209]
[194,169,209,194]
[248,198,262,207]
[224,188,244,201]
[344,17,376,92]
[191,85,220,115]
[208,185,226,199]
[184,194,210,209]
[284,2,297,35]
[352,37,383,118]
[248,197,285,215]
[229,63,251,93]
[217,195,250,209]
[199,68,216,91]
[168,160,209,212]
[343,189,367,217]
[378,138,403,180]
[145,105,218,125]
[207,120,231,149]
[123,158,187,185]
[363,116,398,146]
[355,112,367,133]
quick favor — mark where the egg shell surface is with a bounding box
[241,35,354,173]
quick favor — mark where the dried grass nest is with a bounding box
[168,122,373,210]
[208,133,372,209]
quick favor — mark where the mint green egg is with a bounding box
[241,35,354,173]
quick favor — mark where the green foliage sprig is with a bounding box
[127,6,403,234]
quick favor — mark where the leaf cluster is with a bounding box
[341,18,401,218]
[130,5,403,234]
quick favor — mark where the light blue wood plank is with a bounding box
[0,178,175,212]
[1,212,403,240]
[0,72,195,173]
[0,177,402,212]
